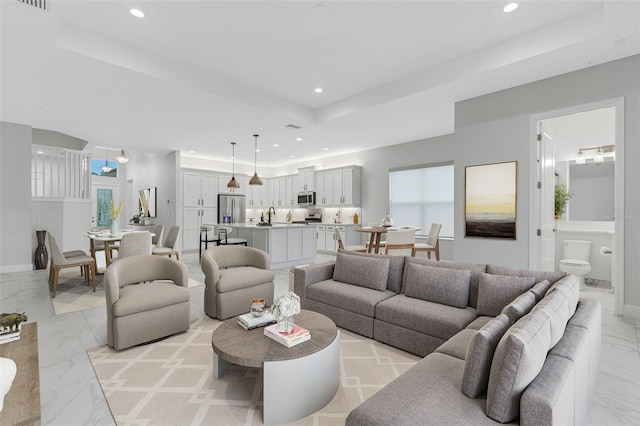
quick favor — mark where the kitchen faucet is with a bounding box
[268,207,276,224]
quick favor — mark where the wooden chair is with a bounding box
[48,234,96,298]
[335,227,367,252]
[384,228,416,256]
[152,226,181,259]
[413,223,442,260]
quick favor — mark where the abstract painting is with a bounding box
[465,161,517,239]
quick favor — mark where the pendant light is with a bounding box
[115,149,130,164]
[227,142,240,189]
[100,148,113,173]
[249,134,263,185]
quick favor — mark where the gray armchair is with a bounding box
[201,246,274,320]
[104,255,190,350]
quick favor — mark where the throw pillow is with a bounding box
[476,273,536,317]
[528,280,551,302]
[487,264,566,285]
[501,291,536,324]
[486,309,552,423]
[462,314,511,398]
[338,249,405,293]
[333,252,390,291]
[404,263,470,308]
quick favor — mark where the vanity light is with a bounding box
[594,148,604,165]
[575,149,586,165]
[574,145,614,165]
[249,134,263,186]
[227,142,240,189]
[115,149,130,164]
[100,148,113,174]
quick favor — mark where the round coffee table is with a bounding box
[211,309,340,425]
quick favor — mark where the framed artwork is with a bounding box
[465,161,517,239]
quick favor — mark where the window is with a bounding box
[389,164,454,238]
[91,158,118,177]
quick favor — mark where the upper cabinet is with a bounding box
[295,167,315,192]
[247,178,269,208]
[315,166,361,207]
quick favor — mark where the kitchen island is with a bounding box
[223,223,318,269]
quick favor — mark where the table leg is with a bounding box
[104,241,113,267]
[89,239,99,274]
[374,233,382,254]
[212,352,232,380]
[367,233,376,253]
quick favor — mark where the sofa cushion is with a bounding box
[338,249,405,293]
[487,264,566,285]
[404,263,470,308]
[435,329,475,360]
[486,308,552,423]
[217,267,275,293]
[545,275,580,317]
[465,316,494,330]
[501,291,536,324]
[306,279,396,317]
[477,273,535,317]
[333,252,390,291]
[114,281,190,317]
[531,287,570,349]
[404,258,487,308]
[375,294,477,341]
[529,279,552,302]
[462,314,511,398]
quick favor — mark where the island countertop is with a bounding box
[224,223,317,229]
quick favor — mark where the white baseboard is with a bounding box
[0,264,34,273]
[623,304,640,320]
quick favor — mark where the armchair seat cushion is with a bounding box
[217,267,275,293]
[113,281,190,317]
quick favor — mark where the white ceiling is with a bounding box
[1,1,638,167]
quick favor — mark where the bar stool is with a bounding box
[200,225,220,258]
[217,225,248,246]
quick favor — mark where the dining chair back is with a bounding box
[151,225,164,248]
[384,228,416,256]
[414,223,442,260]
[117,232,152,259]
[334,227,367,252]
[152,226,181,259]
[48,233,96,298]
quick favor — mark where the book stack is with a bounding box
[0,326,21,345]
[263,324,311,347]
[237,312,277,330]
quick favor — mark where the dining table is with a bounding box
[84,230,154,268]
[354,226,422,254]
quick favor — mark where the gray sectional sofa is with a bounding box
[293,249,601,425]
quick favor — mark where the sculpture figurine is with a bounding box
[0,313,28,332]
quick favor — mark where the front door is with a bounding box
[92,184,119,228]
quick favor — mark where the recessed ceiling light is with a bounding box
[314,87,323,93]
[37,150,44,154]
[256,149,261,153]
[296,138,302,141]
[273,144,279,147]
[130,8,145,18]
[323,148,329,151]
[503,3,518,13]
[290,155,296,158]
[188,150,196,154]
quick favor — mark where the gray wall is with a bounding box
[453,54,639,307]
[0,122,34,271]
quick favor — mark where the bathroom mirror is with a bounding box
[138,187,157,218]
[566,160,614,221]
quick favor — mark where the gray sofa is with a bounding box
[293,249,601,425]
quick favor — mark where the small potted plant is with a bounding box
[554,184,573,220]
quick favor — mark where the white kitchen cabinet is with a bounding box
[315,171,334,207]
[295,167,315,192]
[316,225,326,251]
[314,166,361,207]
[324,225,338,252]
[182,171,219,251]
[287,228,302,261]
[302,227,316,259]
[285,176,296,208]
[269,229,287,264]
[247,178,269,208]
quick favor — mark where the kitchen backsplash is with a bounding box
[246,207,362,224]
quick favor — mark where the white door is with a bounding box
[91,184,119,228]
[537,122,556,272]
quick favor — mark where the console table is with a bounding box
[0,322,41,426]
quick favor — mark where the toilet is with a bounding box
[559,240,592,289]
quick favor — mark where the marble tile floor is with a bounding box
[0,254,638,426]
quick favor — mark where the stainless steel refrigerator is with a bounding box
[218,193,246,224]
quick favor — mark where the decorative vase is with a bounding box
[34,230,48,270]
[277,316,294,333]
[110,221,119,236]
[381,214,393,227]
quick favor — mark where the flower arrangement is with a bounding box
[110,200,124,220]
[272,292,300,332]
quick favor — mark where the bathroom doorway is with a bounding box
[529,98,625,315]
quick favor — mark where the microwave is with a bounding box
[297,191,316,207]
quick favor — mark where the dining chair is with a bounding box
[200,224,220,258]
[217,225,248,246]
[48,234,96,298]
[151,225,164,248]
[152,226,181,259]
[114,232,152,260]
[334,227,367,252]
[413,223,442,260]
[384,228,416,256]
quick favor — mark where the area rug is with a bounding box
[51,270,204,315]
[87,317,419,425]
